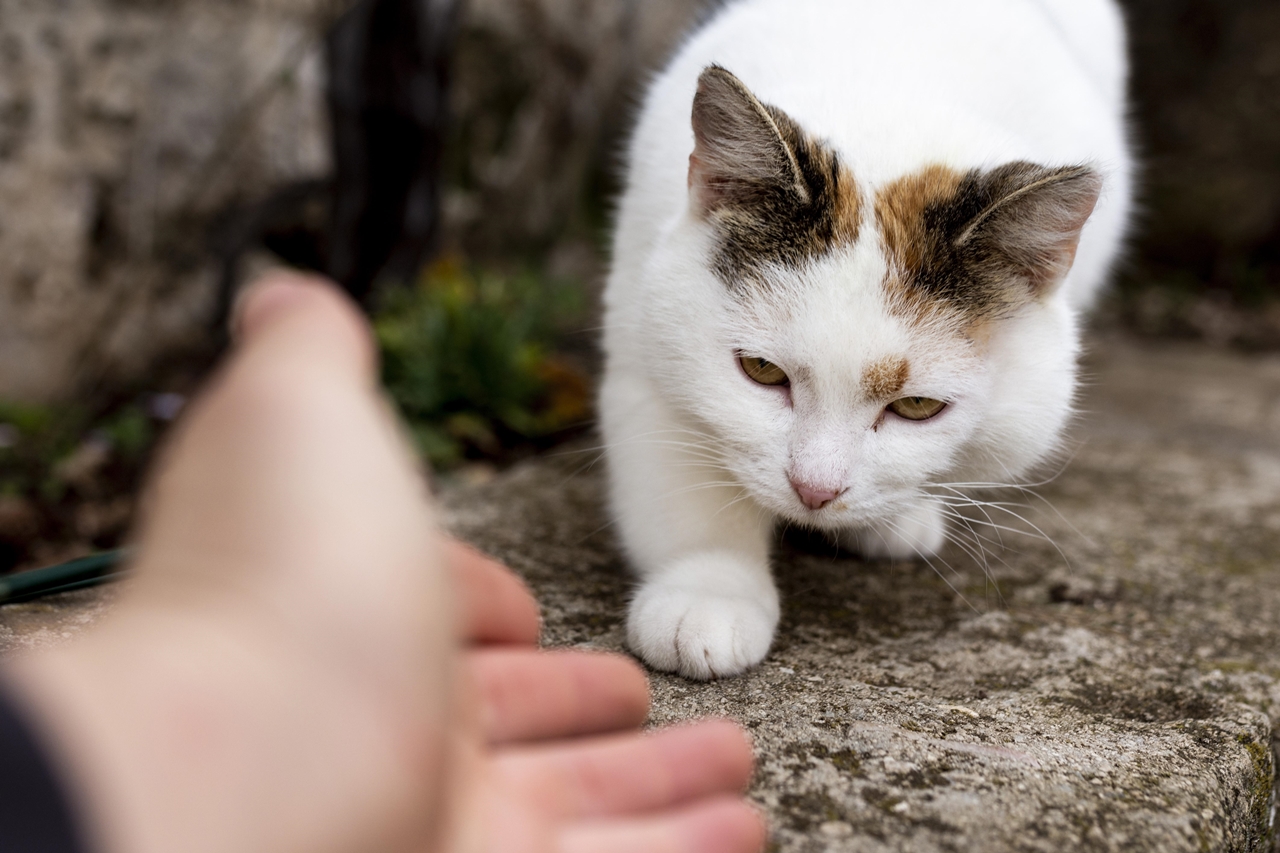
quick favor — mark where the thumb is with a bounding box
[232,271,378,389]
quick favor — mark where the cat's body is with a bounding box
[601,0,1132,679]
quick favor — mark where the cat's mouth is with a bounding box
[768,481,917,530]
[771,490,856,526]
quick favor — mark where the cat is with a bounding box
[600,0,1133,679]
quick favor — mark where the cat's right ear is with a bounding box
[688,66,810,217]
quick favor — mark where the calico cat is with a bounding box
[600,0,1133,679]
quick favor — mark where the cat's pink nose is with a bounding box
[790,479,843,511]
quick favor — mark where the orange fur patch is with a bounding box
[862,356,910,400]
[874,164,965,276]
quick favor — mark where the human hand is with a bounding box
[450,540,764,852]
[3,272,764,853]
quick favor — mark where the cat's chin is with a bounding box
[764,495,948,560]
[833,502,948,561]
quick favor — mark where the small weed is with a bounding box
[0,399,162,570]
[1,257,594,570]
[375,258,591,468]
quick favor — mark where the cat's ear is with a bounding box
[688,65,810,216]
[957,163,1102,297]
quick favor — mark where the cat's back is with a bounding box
[640,0,1124,184]
[611,0,1130,310]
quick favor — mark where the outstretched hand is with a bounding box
[451,540,763,852]
[3,273,765,853]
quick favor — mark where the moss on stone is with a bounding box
[1235,733,1276,850]
[1053,680,1219,723]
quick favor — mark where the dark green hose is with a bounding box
[0,551,127,605]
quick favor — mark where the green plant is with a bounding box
[0,398,163,571]
[0,401,86,502]
[375,259,590,468]
[100,405,153,459]
[0,400,157,501]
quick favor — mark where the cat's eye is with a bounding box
[738,355,790,387]
[888,396,947,421]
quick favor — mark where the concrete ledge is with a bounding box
[443,334,1280,852]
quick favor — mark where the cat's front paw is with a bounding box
[627,556,779,680]
[844,501,946,560]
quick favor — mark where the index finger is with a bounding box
[446,539,541,645]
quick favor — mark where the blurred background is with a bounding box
[0,0,1276,572]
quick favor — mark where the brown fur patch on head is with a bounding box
[874,161,1102,323]
[862,356,910,400]
[875,164,967,278]
[690,66,861,286]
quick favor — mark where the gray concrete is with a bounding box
[4,332,1279,851]
[443,333,1280,853]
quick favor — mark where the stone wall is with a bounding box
[1124,0,1280,282]
[0,0,712,402]
[443,0,717,259]
[0,0,341,401]
[2,0,1278,402]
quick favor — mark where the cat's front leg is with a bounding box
[604,395,778,679]
[841,499,947,561]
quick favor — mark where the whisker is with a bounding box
[928,492,1009,549]
[925,499,1051,544]
[879,518,981,614]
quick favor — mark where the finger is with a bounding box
[470,649,649,744]
[133,268,454,710]
[447,540,542,645]
[465,780,556,853]
[232,271,377,385]
[493,720,754,820]
[558,797,767,853]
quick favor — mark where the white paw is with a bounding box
[626,554,779,680]
[843,501,946,560]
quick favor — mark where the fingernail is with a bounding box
[231,271,326,341]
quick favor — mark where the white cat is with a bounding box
[600,0,1132,679]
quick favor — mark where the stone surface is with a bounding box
[0,0,713,402]
[3,332,1278,851]
[0,0,339,401]
[0,586,118,654]
[441,332,1280,852]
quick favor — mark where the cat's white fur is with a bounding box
[601,0,1133,679]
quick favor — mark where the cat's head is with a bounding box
[646,66,1102,531]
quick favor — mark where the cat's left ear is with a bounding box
[957,163,1102,298]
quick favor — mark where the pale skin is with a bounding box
[1,273,767,853]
